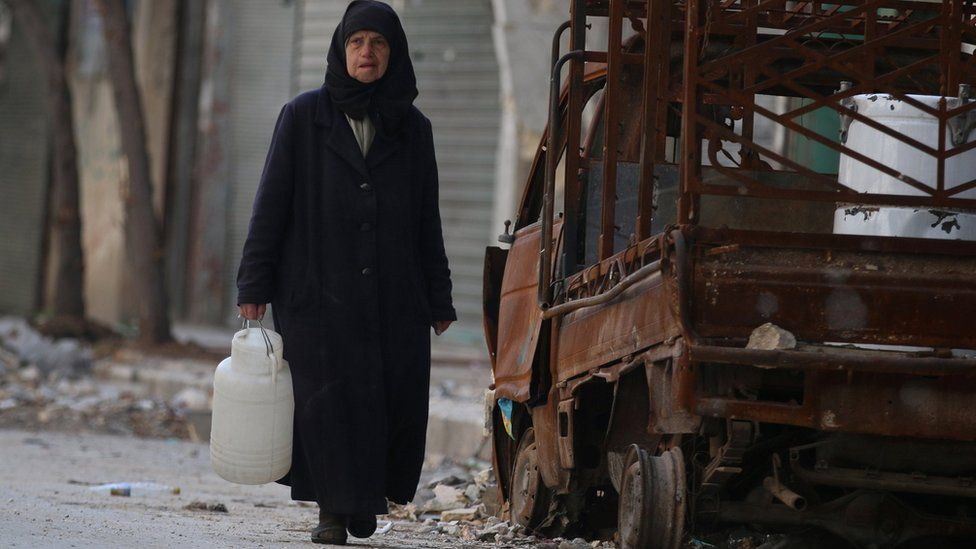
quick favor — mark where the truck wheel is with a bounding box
[618,444,686,549]
[510,427,551,529]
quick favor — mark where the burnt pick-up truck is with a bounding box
[482,2,976,548]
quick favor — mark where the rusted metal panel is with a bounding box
[482,246,508,369]
[695,371,976,443]
[555,270,679,383]
[494,221,561,402]
[691,243,976,348]
[690,344,976,377]
[530,393,570,492]
[816,372,976,441]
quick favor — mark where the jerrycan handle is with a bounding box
[240,318,280,383]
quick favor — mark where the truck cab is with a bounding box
[483,2,976,548]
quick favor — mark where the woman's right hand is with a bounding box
[239,303,267,321]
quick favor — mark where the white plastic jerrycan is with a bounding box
[210,320,294,485]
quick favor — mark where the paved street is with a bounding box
[0,429,503,549]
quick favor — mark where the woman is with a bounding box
[236,1,455,544]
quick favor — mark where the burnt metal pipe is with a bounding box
[539,50,584,310]
[688,345,976,376]
[551,20,571,72]
[792,462,976,499]
[542,259,662,319]
[763,476,807,511]
[667,229,699,344]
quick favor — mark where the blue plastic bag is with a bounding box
[497,398,515,440]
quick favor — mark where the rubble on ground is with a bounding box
[0,316,92,379]
[0,317,195,439]
[184,501,229,513]
[385,458,618,548]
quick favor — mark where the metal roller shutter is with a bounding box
[224,0,297,323]
[0,6,50,316]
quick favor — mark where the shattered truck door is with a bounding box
[492,221,561,403]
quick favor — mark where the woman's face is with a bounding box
[345,30,390,83]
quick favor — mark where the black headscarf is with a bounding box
[325,0,417,132]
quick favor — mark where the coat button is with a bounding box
[361,267,374,276]
[360,222,372,232]
[360,182,373,191]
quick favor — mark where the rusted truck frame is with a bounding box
[483,1,976,547]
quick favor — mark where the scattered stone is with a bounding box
[746,323,797,351]
[0,347,18,378]
[474,468,492,486]
[458,524,479,540]
[424,484,466,512]
[0,317,91,379]
[184,501,228,513]
[484,516,502,527]
[558,539,593,549]
[18,365,41,384]
[386,502,418,521]
[425,468,472,488]
[464,483,482,503]
[496,531,516,543]
[476,521,511,541]
[411,486,435,506]
[171,387,209,411]
[441,506,480,522]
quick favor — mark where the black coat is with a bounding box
[236,87,456,515]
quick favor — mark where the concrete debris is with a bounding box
[464,483,482,502]
[0,317,196,440]
[0,364,192,440]
[425,465,473,488]
[387,502,418,521]
[746,323,797,351]
[424,484,466,512]
[0,317,92,379]
[184,501,228,513]
[475,521,512,541]
[559,538,594,549]
[440,506,480,522]
[386,458,604,546]
[0,383,192,439]
[0,345,18,371]
[171,387,210,411]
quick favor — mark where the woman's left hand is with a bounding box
[432,320,453,336]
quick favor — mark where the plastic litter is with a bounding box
[497,398,514,439]
[89,482,180,497]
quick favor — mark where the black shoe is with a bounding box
[312,508,347,545]
[346,514,377,538]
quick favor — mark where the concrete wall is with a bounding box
[67,0,176,328]
[490,0,566,235]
